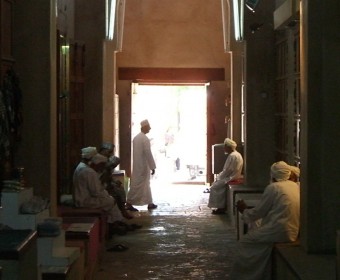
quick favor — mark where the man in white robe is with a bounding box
[99,142,133,220]
[126,119,157,211]
[230,161,300,280]
[73,148,121,224]
[208,138,243,214]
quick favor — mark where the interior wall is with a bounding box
[300,0,340,253]
[12,1,56,199]
[74,0,106,148]
[116,0,232,177]
[103,41,116,143]
[243,0,276,188]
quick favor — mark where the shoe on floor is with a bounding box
[131,223,143,230]
[125,204,139,212]
[203,188,210,193]
[147,203,158,210]
[122,210,134,219]
[107,244,129,252]
[108,223,127,237]
[211,208,226,215]
[125,223,143,231]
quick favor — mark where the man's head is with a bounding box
[288,165,300,182]
[224,138,237,153]
[90,153,108,172]
[81,147,97,161]
[141,119,151,134]
[270,161,291,182]
[99,142,114,158]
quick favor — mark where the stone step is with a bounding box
[37,236,80,267]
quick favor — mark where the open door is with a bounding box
[131,83,208,184]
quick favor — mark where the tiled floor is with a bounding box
[94,179,238,280]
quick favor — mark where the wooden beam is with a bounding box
[118,67,225,82]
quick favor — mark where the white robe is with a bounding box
[208,150,243,208]
[127,132,156,205]
[230,180,300,280]
[73,162,121,223]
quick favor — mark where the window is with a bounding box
[274,26,300,165]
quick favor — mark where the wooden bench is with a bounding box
[227,184,263,226]
[272,241,336,280]
[58,206,108,244]
[62,216,101,280]
[235,192,263,239]
[41,259,83,280]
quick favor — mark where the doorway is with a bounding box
[131,84,207,185]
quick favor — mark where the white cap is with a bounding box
[140,119,150,127]
[81,147,97,159]
[101,142,114,151]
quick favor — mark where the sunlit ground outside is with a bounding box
[131,84,207,185]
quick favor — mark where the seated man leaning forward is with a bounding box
[230,161,300,280]
[73,147,119,235]
[99,142,133,220]
[208,138,243,215]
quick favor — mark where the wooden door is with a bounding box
[69,41,85,173]
[57,38,85,196]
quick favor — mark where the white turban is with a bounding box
[271,161,291,181]
[91,153,108,164]
[81,147,97,159]
[101,142,114,151]
[224,138,237,149]
[140,119,150,127]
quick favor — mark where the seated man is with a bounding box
[99,142,133,219]
[208,138,243,214]
[73,147,128,236]
[230,161,300,280]
[99,142,121,170]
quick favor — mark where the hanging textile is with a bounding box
[0,89,10,160]
[0,69,23,161]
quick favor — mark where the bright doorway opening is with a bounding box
[131,84,207,185]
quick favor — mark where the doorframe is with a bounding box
[117,67,226,184]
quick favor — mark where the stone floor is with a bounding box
[94,179,239,280]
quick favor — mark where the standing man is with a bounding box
[208,138,243,214]
[126,119,157,211]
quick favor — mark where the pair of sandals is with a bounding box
[109,221,143,237]
[107,243,129,252]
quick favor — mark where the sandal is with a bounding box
[147,203,158,210]
[203,188,210,193]
[212,208,226,215]
[122,210,134,219]
[131,223,143,230]
[107,244,129,252]
[125,205,139,212]
[108,223,127,236]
